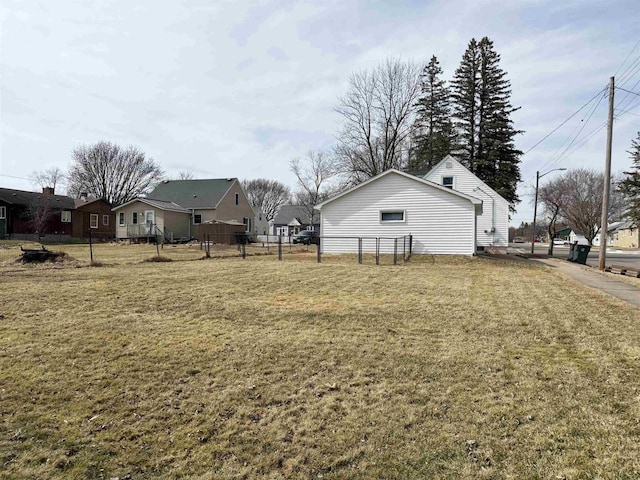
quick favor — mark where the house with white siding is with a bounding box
[315,169,482,255]
[423,155,510,252]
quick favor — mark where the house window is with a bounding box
[132,212,138,224]
[90,214,99,229]
[0,206,5,219]
[243,217,251,231]
[194,214,202,224]
[61,210,71,223]
[442,176,454,189]
[380,210,405,222]
[119,212,125,226]
[103,215,109,226]
[235,193,239,205]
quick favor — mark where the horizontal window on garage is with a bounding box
[380,210,405,222]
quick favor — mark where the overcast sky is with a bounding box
[1,0,639,226]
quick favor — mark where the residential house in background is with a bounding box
[270,205,319,237]
[113,198,191,243]
[422,155,510,253]
[610,221,639,248]
[72,195,115,240]
[112,178,255,242]
[315,169,482,255]
[0,187,72,240]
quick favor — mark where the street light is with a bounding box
[531,168,567,254]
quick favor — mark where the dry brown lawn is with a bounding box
[1,245,640,479]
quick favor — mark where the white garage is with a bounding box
[315,169,482,256]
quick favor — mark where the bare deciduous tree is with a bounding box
[67,141,164,206]
[177,171,194,180]
[30,167,65,192]
[28,193,55,239]
[241,178,290,223]
[538,176,566,255]
[542,169,625,246]
[335,58,422,183]
[290,150,339,224]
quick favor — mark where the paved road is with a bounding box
[509,242,640,269]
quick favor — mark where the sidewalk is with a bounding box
[535,258,640,308]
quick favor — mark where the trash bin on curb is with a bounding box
[567,242,577,262]
[574,244,591,265]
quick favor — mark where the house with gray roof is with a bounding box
[270,205,320,237]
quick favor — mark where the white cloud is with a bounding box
[1,0,639,221]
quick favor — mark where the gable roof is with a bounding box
[147,178,238,209]
[0,187,75,210]
[73,197,109,209]
[424,155,509,205]
[315,169,482,209]
[273,205,318,225]
[112,197,190,213]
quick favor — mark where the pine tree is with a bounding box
[450,37,522,207]
[618,132,640,222]
[409,56,454,171]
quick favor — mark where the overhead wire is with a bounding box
[615,38,640,77]
[522,85,607,156]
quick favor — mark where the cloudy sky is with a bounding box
[1,0,639,226]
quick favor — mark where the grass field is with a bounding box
[1,244,640,478]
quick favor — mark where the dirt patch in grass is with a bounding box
[1,253,639,478]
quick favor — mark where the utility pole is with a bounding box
[598,76,615,271]
[531,171,540,254]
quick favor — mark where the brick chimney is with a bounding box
[42,186,55,195]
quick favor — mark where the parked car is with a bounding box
[553,238,568,246]
[292,230,319,245]
[513,237,524,243]
[234,232,256,244]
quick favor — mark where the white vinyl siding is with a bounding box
[426,157,509,249]
[320,173,475,255]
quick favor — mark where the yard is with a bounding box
[1,244,639,478]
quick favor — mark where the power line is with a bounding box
[617,86,640,97]
[0,173,31,181]
[522,85,607,155]
[535,87,607,174]
[615,38,640,76]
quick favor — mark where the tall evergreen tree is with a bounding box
[451,37,522,207]
[409,56,454,171]
[618,132,640,222]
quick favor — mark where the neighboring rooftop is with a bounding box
[273,205,317,225]
[148,178,237,209]
[0,187,75,210]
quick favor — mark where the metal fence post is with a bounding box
[206,234,211,258]
[358,237,362,264]
[88,229,93,263]
[317,237,321,263]
[242,242,246,259]
[409,234,413,257]
[278,235,282,261]
[394,238,398,265]
[376,237,380,265]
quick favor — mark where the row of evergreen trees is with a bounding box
[408,37,522,206]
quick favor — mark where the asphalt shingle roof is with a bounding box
[148,178,237,209]
[0,187,75,210]
[273,205,317,225]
